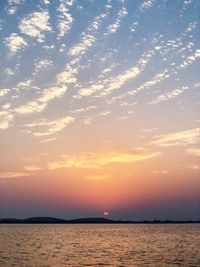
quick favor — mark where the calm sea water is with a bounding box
[0,224,200,267]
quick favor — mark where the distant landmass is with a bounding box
[0,217,199,224]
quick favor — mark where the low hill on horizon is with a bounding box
[0,217,199,224]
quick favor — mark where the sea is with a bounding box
[0,224,200,266]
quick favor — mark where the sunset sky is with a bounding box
[0,0,199,220]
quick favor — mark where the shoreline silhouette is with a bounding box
[0,217,199,224]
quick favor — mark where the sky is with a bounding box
[0,0,199,220]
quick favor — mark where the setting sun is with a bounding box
[103,211,109,217]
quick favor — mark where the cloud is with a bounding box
[34,59,53,74]
[19,11,51,42]
[4,68,15,76]
[78,66,140,97]
[0,111,14,129]
[48,150,160,170]
[68,11,108,58]
[7,0,23,15]
[2,103,11,110]
[141,128,158,133]
[139,0,156,12]
[69,34,96,57]
[56,10,110,93]
[104,46,164,102]
[104,67,140,95]
[86,174,110,181]
[40,137,56,143]
[150,86,189,105]
[188,164,200,170]
[184,22,197,33]
[101,63,117,74]
[24,165,42,171]
[15,86,67,114]
[179,49,200,69]
[183,0,193,5]
[0,172,30,179]
[106,7,127,34]
[57,0,74,38]
[150,128,200,147]
[25,116,75,136]
[128,70,169,97]
[82,116,93,125]
[100,111,111,116]
[0,89,10,97]
[130,21,139,32]
[15,101,46,114]
[56,67,77,85]
[42,0,50,5]
[5,33,27,54]
[16,80,33,91]
[117,116,129,121]
[186,148,200,156]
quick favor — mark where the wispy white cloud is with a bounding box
[150,128,200,147]
[107,45,164,103]
[101,63,117,74]
[0,89,10,97]
[16,79,32,91]
[4,68,15,76]
[25,115,75,136]
[69,11,108,58]
[99,111,111,116]
[48,150,161,170]
[183,0,193,6]
[15,86,67,114]
[41,0,50,5]
[0,171,30,179]
[150,86,189,105]
[150,83,200,105]
[78,66,140,97]
[188,164,200,170]
[7,0,24,15]
[184,22,197,33]
[139,0,156,12]
[186,148,200,156]
[128,70,169,97]
[69,34,96,57]
[2,103,11,110]
[57,0,74,38]
[86,174,110,181]
[83,115,93,125]
[34,59,53,74]
[141,128,158,133]
[130,21,139,32]
[19,11,51,42]
[179,49,200,69]
[0,111,14,129]
[5,33,27,54]
[24,165,42,171]
[40,137,57,143]
[56,67,77,85]
[106,7,127,34]
[57,10,109,88]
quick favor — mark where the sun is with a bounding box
[103,211,109,217]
